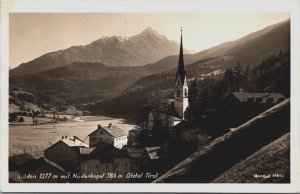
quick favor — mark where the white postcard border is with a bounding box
[1,0,300,192]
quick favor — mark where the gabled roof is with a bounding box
[123,146,146,158]
[44,136,88,152]
[169,107,183,119]
[171,120,217,138]
[79,147,96,155]
[9,153,34,170]
[172,120,194,131]
[81,141,128,162]
[19,157,67,174]
[231,92,286,103]
[88,125,127,138]
[146,147,161,160]
[62,136,88,147]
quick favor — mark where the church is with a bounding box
[148,29,189,128]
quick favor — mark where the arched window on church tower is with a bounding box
[177,90,180,97]
[184,88,188,97]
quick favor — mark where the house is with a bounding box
[17,157,68,183]
[127,128,141,145]
[122,145,147,172]
[88,123,127,149]
[171,120,211,148]
[80,141,131,183]
[222,92,287,127]
[44,136,88,171]
[226,92,286,105]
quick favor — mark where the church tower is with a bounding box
[174,28,189,119]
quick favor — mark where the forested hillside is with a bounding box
[89,51,290,121]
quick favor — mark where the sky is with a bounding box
[9,13,289,68]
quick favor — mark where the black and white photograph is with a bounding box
[1,0,300,193]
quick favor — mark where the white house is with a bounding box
[88,123,128,149]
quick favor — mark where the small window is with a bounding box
[177,90,180,97]
[100,131,103,135]
[255,97,263,103]
[266,97,274,103]
[184,88,188,97]
[247,97,254,102]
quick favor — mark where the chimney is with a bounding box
[98,124,101,129]
[108,123,112,128]
[62,136,64,139]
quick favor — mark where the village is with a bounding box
[9,30,287,183]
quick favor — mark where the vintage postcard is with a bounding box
[1,0,300,193]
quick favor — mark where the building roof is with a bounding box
[61,136,88,147]
[231,92,286,104]
[175,28,186,85]
[171,120,218,138]
[81,141,128,162]
[146,147,161,160]
[88,124,127,138]
[172,120,193,131]
[169,108,183,119]
[9,153,34,170]
[44,136,88,152]
[19,157,67,174]
[79,147,96,155]
[123,146,146,158]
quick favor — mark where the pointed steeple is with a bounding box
[176,27,186,84]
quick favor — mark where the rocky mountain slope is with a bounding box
[10,27,188,76]
[140,19,290,75]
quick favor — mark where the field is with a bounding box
[9,116,137,158]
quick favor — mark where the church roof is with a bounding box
[175,28,186,85]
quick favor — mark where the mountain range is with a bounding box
[9,19,290,110]
[10,27,189,76]
[121,19,290,95]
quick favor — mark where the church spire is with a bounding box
[176,27,186,84]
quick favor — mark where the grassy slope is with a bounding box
[213,132,290,183]
[153,100,290,183]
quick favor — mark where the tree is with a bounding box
[223,69,235,92]
[232,62,243,91]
